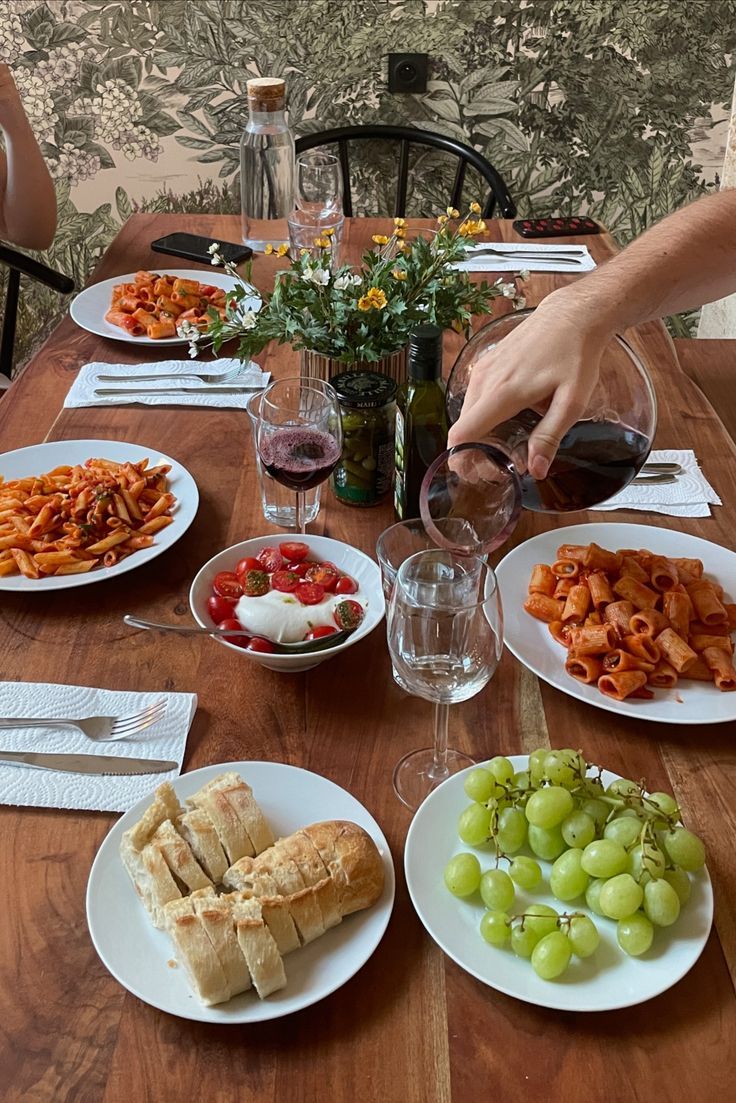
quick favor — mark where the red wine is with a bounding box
[501,410,650,512]
[260,427,341,491]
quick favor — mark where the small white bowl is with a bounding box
[189,534,385,672]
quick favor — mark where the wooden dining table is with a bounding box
[2,215,736,1103]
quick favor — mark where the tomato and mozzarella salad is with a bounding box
[206,541,366,653]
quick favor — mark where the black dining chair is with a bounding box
[294,124,517,220]
[0,243,75,379]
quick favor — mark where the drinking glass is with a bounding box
[257,378,342,534]
[387,550,503,810]
[294,151,343,218]
[246,391,321,527]
[287,207,344,268]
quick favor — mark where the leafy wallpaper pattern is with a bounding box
[2,0,736,369]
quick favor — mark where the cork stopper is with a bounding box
[247,77,286,112]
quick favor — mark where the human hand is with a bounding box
[0,63,23,125]
[447,290,611,479]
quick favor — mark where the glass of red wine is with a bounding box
[258,378,342,534]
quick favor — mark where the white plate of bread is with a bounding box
[87,761,395,1021]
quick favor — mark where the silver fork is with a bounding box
[0,699,168,742]
[94,365,254,384]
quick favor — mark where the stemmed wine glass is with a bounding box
[258,378,342,534]
[387,550,503,810]
[295,151,343,218]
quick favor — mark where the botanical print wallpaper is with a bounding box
[1,0,735,371]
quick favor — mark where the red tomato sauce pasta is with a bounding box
[106,272,228,339]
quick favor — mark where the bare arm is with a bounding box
[449,189,736,478]
[0,63,57,251]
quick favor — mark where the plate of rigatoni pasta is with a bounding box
[0,440,198,591]
[69,269,256,345]
[496,523,736,724]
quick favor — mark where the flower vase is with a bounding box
[300,346,408,387]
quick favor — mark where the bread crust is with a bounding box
[151,820,212,892]
[163,897,231,1006]
[231,897,286,998]
[176,808,229,883]
[302,821,385,917]
[190,888,251,997]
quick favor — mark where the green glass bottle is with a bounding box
[394,324,448,519]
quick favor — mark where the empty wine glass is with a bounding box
[258,378,342,534]
[387,550,503,810]
[295,151,343,218]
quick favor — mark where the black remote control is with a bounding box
[512,216,600,238]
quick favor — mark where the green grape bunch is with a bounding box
[444,747,707,982]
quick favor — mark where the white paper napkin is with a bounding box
[0,682,196,813]
[64,358,269,410]
[453,242,597,273]
[593,449,721,517]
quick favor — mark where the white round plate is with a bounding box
[0,439,198,592]
[405,755,713,1012]
[87,761,395,1022]
[496,522,736,725]
[69,268,258,345]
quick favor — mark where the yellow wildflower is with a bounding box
[395,227,406,239]
[391,268,407,280]
[323,227,335,236]
[264,243,274,255]
[437,214,448,225]
[394,216,406,227]
[276,243,289,256]
[357,287,388,311]
[470,201,481,214]
[451,318,464,333]
[446,206,460,218]
[458,218,487,237]
[299,248,310,256]
[313,236,331,248]
[397,240,409,252]
[372,234,389,246]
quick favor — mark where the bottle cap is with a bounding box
[247,77,287,112]
[408,324,442,380]
[331,370,397,409]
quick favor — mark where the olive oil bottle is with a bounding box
[394,324,448,519]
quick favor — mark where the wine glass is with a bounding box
[258,378,342,534]
[295,151,343,218]
[387,549,503,810]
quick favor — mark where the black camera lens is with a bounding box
[398,62,417,81]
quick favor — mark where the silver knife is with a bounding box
[0,751,178,775]
[94,385,261,396]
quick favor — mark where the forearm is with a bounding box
[548,189,736,336]
[0,101,57,251]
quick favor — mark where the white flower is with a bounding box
[207,242,220,255]
[518,269,530,281]
[238,309,259,330]
[303,266,330,287]
[513,296,527,311]
[500,281,518,299]
[333,273,352,291]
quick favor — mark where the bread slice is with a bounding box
[231,897,286,998]
[190,888,251,997]
[284,882,326,945]
[223,890,300,956]
[163,897,230,1006]
[150,820,212,893]
[302,821,385,917]
[276,830,328,887]
[210,772,274,854]
[125,781,183,852]
[186,780,254,865]
[176,807,229,884]
[120,782,186,925]
[310,876,342,932]
[251,849,306,897]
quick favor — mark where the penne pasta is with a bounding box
[612,575,659,610]
[598,671,648,701]
[568,623,617,655]
[602,649,655,674]
[686,581,728,627]
[655,627,697,673]
[106,271,224,339]
[588,572,614,610]
[565,655,603,684]
[702,646,736,691]
[562,584,592,624]
[523,593,565,624]
[647,661,678,689]
[629,609,670,637]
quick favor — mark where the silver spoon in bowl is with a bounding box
[123,615,351,653]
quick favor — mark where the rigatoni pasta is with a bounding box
[523,539,736,701]
[106,271,229,340]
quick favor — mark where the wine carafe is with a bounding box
[420,308,657,556]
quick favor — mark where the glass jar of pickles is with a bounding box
[331,371,397,506]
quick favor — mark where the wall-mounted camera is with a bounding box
[388,53,428,94]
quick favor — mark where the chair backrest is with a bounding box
[0,243,74,378]
[294,124,517,220]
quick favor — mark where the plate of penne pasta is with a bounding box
[69,269,257,345]
[496,522,736,724]
[0,439,198,590]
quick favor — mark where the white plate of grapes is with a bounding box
[404,749,713,1012]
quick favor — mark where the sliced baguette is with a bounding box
[125,781,183,852]
[302,821,385,917]
[150,820,212,892]
[123,841,182,929]
[163,897,230,1006]
[187,781,254,865]
[176,807,229,884]
[190,888,251,997]
[210,772,274,854]
[224,890,300,956]
[231,897,286,998]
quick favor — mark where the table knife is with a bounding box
[0,751,178,774]
[94,384,261,396]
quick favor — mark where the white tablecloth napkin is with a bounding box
[64,358,268,410]
[592,449,721,517]
[453,242,597,273]
[0,682,196,813]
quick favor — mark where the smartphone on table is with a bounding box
[150,232,252,266]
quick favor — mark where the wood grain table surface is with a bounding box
[1,215,735,1103]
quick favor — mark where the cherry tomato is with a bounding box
[213,571,243,599]
[335,575,358,595]
[305,625,338,641]
[295,581,325,605]
[334,599,365,631]
[248,636,276,653]
[235,556,261,578]
[279,541,309,563]
[242,568,270,596]
[207,593,235,623]
[288,561,311,578]
[217,617,250,648]
[305,563,339,591]
[271,569,300,593]
[257,546,284,573]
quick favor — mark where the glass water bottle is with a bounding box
[240,77,295,251]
